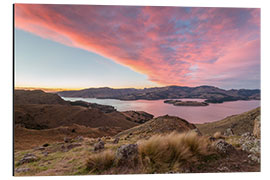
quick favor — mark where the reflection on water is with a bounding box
[62,97,260,124]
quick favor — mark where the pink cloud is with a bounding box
[14,4,260,88]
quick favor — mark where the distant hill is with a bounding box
[58,85,260,103]
[196,107,260,135]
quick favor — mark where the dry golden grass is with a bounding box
[86,150,115,173]
[85,131,213,174]
[213,132,224,139]
[138,131,212,172]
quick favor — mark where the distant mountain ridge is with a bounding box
[58,85,260,103]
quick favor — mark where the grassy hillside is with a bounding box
[196,107,260,135]
[116,115,197,140]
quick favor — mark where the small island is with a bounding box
[164,100,209,106]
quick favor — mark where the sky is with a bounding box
[14,4,260,90]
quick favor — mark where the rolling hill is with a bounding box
[58,85,260,103]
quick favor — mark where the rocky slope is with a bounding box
[58,85,260,103]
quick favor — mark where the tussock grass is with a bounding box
[138,131,212,173]
[86,150,115,173]
[86,131,214,174]
[213,132,224,139]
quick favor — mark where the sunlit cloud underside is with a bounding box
[15,4,260,89]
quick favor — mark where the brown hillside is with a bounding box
[15,104,138,130]
[196,107,260,135]
[116,115,196,139]
[14,90,68,105]
[14,124,123,151]
[121,111,154,124]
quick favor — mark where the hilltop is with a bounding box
[116,115,197,140]
[58,85,260,103]
[15,90,69,105]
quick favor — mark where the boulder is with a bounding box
[239,133,260,154]
[217,166,230,172]
[213,139,235,154]
[17,153,38,165]
[94,140,105,151]
[15,168,30,173]
[115,144,138,167]
[74,136,84,142]
[113,137,120,144]
[223,128,234,136]
[253,115,260,138]
[248,154,260,163]
[67,143,82,150]
[61,143,82,152]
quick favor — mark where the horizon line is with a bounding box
[15,85,261,93]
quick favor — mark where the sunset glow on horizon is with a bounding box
[14,4,260,90]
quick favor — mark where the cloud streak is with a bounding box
[15,4,260,89]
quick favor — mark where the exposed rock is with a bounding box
[223,128,234,136]
[248,154,260,163]
[213,139,235,154]
[42,151,49,156]
[115,144,138,167]
[113,137,120,144]
[239,132,260,154]
[17,153,38,165]
[94,140,105,151]
[242,132,252,138]
[15,167,30,173]
[61,143,82,152]
[67,143,82,150]
[253,115,260,138]
[217,166,230,172]
[64,137,72,143]
[74,136,84,142]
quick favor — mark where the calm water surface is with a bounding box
[62,97,260,124]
